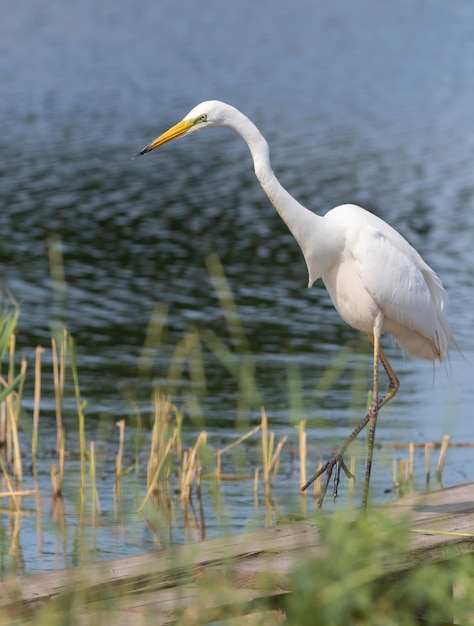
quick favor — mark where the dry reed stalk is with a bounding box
[183,499,201,543]
[8,509,22,557]
[58,427,65,490]
[270,435,287,480]
[115,419,125,478]
[259,409,287,498]
[261,409,272,498]
[298,420,307,490]
[253,467,259,506]
[217,473,254,481]
[51,337,63,457]
[144,392,180,501]
[50,428,65,498]
[217,424,262,456]
[5,336,15,465]
[149,392,178,466]
[0,456,21,510]
[436,434,451,481]
[50,464,61,498]
[179,431,207,505]
[32,346,44,465]
[408,442,415,479]
[34,473,43,555]
[113,480,121,521]
[51,494,64,525]
[4,405,11,465]
[0,489,37,498]
[89,441,101,523]
[4,335,26,480]
[11,358,27,481]
[0,372,23,457]
[139,435,177,512]
[69,333,87,513]
[60,328,67,396]
[216,423,262,486]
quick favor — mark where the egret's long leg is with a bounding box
[301,336,400,509]
[361,333,381,510]
[377,344,400,409]
[361,340,400,508]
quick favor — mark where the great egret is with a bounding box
[137,100,453,509]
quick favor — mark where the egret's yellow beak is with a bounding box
[136,119,193,157]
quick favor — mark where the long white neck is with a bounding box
[227,110,337,284]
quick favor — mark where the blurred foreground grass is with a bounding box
[2,509,474,625]
[0,253,471,623]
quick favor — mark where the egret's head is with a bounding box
[136,101,232,157]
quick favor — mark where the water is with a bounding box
[1,0,474,574]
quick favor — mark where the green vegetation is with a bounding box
[285,511,474,626]
[2,510,474,624]
[0,258,470,624]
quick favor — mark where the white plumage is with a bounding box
[137,100,453,508]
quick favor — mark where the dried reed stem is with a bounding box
[408,442,414,479]
[436,434,451,481]
[69,334,87,510]
[9,509,22,556]
[180,431,207,505]
[261,409,271,498]
[259,408,287,498]
[115,419,125,478]
[216,423,261,486]
[0,455,20,510]
[139,435,177,512]
[6,335,16,465]
[32,346,44,465]
[51,337,63,457]
[50,427,65,498]
[12,358,27,481]
[0,489,37,498]
[90,441,101,522]
[271,435,287,480]
[298,420,307,490]
[5,335,26,481]
[253,467,259,505]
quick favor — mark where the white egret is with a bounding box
[137,101,453,509]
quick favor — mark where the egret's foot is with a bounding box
[301,454,354,508]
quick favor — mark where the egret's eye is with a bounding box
[195,114,207,124]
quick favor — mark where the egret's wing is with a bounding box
[353,223,448,342]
